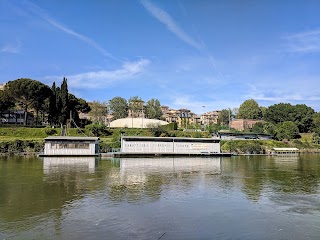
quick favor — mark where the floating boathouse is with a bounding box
[272,147,299,155]
[41,136,100,156]
[116,136,231,157]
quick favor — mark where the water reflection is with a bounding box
[43,157,96,174]
[273,155,299,168]
[0,155,320,240]
[104,157,222,203]
[120,157,221,176]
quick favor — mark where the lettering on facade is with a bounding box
[190,144,209,150]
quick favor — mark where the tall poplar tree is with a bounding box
[145,98,162,119]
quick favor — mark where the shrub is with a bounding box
[164,122,178,131]
[85,124,111,137]
[147,123,167,137]
[45,127,57,135]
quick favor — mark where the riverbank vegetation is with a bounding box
[1,78,320,155]
[0,125,319,155]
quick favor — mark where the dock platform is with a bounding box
[104,152,233,158]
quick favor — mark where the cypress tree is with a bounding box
[60,77,69,125]
[48,82,57,125]
[55,87,63,125]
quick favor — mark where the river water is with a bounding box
[0,155,319,240]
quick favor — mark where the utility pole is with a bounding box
[228,108,231,130]
[141,102,144,129]
[108,100,111,129]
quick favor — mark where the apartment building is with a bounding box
[200,111,220,126]
[161,107,201,128]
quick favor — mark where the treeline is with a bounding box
[0,78,90,126]
[217,99,320,141]
[87,96,162,124]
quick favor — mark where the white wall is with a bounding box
[122,139,220,154]
[44,142,97,155]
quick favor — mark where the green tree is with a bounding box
[109,96,128,120]
[88,101,108,125]
[68,93,91,125]
[0,90,15,111]
[312,133,320,144]
[147,123,167,137]
[219,109,231,126]
[145,98,162,119]
[48,82,58,125]
[74,97,91,114]
[294,104,315,133]
[207,124,221,133]
[60,77,69,125]
[85,123,110,137]
[6,78,52,125]
[237,99,262,119]
[264,103,315,133]
[259,106,267,119]
[313,112,320,126]
[313,112,320,130]
[264,103,295,124]
[0,90,15,123]
[55,87,63,124]
[263,122,276,136]
[128,96,144,118]
[31,97,50,125]
[251,122,264,133]
[275,121,300,141]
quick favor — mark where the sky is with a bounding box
[1,0,320,114]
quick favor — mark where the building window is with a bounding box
[51,143,90,149]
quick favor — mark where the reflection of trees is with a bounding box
[0,157,76,226]
[1,154,319,234]
[221,155,320,202]
[0,157,112,230]
[268,156,319,194]
[108,174,168,203]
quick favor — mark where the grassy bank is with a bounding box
[220,137,320,154]
[0,126,319,155]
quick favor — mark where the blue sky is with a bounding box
[1,0,320,114]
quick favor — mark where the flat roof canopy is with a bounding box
[45,136,99,142]
[122,136,220,142]
[272,148,299,151]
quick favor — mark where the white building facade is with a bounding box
[121,136,220,154]
[43,136,100,156]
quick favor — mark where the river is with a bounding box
[0,155,319,239]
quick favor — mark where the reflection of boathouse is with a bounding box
[120,136,223,156]
[42,136,100,156]
[119,157,222,184]
[272,147,299,155]
[43,157,96,174]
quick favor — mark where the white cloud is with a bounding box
[284,29,320,53]
[0,40,21,53]
[45,59,150,88]
[140,0,204,50]
[140,0,222,78]
[25,2,117,60]
[244,81,320,104]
